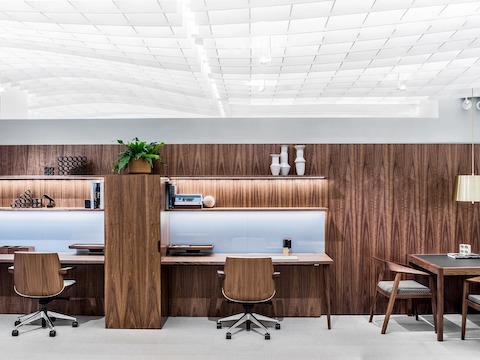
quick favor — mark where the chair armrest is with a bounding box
[59,266,74,275]
[387,261,430,276]
[8,265,14,274]
[466,276,480,284]
[217,270,225,279]
[273,271,280,278]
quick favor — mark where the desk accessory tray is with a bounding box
[69,243,105,254]
[168,244,214,255]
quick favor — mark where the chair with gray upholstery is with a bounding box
[461,276,480,339]
[369,256,437,334]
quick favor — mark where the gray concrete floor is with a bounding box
[1,314,480,359]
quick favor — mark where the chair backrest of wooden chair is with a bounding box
[223,257,275,302]
[373,256,430,281]
[13,252,64,297]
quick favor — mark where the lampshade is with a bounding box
[454,175,480,202]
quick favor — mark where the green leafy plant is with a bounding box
[112,137,165,173]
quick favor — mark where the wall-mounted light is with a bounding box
[463,97,472,110]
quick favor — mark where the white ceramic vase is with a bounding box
[280,145,290,176]
[270,154,281,176]
[294,145,306,176]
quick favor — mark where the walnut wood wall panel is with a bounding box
[164,265,322,317]
[2,144,479,315]
[0,179,91,207]
[104,175,162,328]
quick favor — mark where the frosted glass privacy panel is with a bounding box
[169,211,325,253]
[0,211,104,252]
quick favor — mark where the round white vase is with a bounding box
[280,145,290,176]
[270,154,281,176]
[294,145,306,176]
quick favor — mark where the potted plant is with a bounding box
[112,137,165,174]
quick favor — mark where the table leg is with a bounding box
[436,270,444,341]
[323,264,332,329]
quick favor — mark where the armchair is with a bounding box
[461,276,480,340]
[369,257,437,334]
[10,252,78,337]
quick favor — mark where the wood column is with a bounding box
[104,175,161,328]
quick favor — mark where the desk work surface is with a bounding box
[409,254,480,274]
[161,253,333,265]
[0,252,104,265]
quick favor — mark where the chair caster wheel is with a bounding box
[216,322,222,329]
[275,323,280,330]
[265,333,271,340]
[72,321,78,327]
[14,320,21,326]
[49,330,56,337]
[226,332,231,339]
[12,330,19,336]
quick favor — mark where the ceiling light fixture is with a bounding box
[454,90,480,203]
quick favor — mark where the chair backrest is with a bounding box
[13,252,64,297]
[223,257,275,302]
[373,256,430,281]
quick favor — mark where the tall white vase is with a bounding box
[280,145,290,176]
[270,154,281,176]
[294,145,306,176]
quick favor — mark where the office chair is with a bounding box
[461,276,480,339]
[369,257,437,334]
[9,252,78,337]
[216,257,280,340]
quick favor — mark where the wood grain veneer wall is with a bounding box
[1,144,479,314]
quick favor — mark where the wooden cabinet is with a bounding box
[104,175,163,329]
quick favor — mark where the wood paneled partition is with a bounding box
[2,144,479,315]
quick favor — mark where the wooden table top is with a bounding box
[408,254,480,275]
[161,253,333,266]
[0,252,104,265]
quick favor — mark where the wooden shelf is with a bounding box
[167,207,328,211]
[0,175,104,180]
[168,175,326,180]
[0,207,103,211]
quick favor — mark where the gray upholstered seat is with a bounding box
[378,280,431,295]
[467,294,480,305]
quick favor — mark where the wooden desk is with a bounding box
[408,254,480,341]
[0,252,104,316]
[0,252,104,265]
[162,253,333,329]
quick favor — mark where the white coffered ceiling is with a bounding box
[0,0,480,119]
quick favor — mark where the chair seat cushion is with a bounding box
[378,280,431,295]
[468,294,480,305]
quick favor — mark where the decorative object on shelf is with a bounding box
[44,167,54,176]
[294,145,306,176]
[203,195,216,208]
[174,194,203,209]
[57,156,87,175]
[32,198,43,208]
[454,89,480,203]
[90,181,104,209]
[166,182,177,209]
[112,137,165,174]
[280,144,290,176]
[43,193,55,208]
[11,190,33,208]
[270,154,281,176]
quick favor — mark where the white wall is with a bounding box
[0,99,476,144]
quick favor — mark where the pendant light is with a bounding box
[454,89,480,202]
